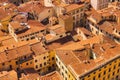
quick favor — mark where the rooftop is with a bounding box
[31,42,47,56]
[99,21,114,34]
[12,12,28,23]
[48,25,66,35]
[0,38,39,52]
[0,70,18,80]
[0,44,33,63]
[56,35,118,77]
[64,3,84,13]
[47,36,74,50]
[9,21,25,30]
[18,1,48,15]
[78,27,94,38]
[0,3,17,20]
[57,35,103,50]
[41,71,63,80]
[20,68,41,80]
[10,20,46,37]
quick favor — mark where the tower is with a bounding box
[44,0,54,7]
[91,0,109,10]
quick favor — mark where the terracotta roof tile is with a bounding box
[65,3,84,13]
[0,70,18,80]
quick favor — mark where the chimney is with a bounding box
[85,44,96,60]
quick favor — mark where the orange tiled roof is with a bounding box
[41,71,63,80]
[56,35,119,77]
[18,1,48,15]
[65,3,84,13]
[0,44,33,63]
[0,70,18,80]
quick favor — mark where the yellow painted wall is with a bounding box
[20,59,34,69]
[0,15,11,32]
[59,15,73,32]
[49,50,56,67]
[81,58,120,80]
[0,59,19,71]
[0,13,16,32]
[55,54,76,80]
[33,52,49,74]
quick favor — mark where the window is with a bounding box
[31,37,35,39]
[119,63,120,66]
[16,61,18,65]
[30,61,32,64]
[116,75,119,79]
[56,58,58,62]
[41,30,44,32]
[93,76,95,80]
[52,57,54,60]
[65,77,67,80]
[40,64,42,67]
[24,56,26,59]
[62,72,64,77]
[26,38,29,41]
[113,72,115,76]
[94,72,96,74]
[62,66,64,70]
[52,64,54,67]
[69,75,70,78]
[9,65,12,69]
[103,77,105,80]
[91,28,93,31]
[16,68,19,71]
[59,62,60,65]
[109,68,111,72]
[2,63,5,66]
[48,67,51,71]
[96,31,98,35]
[44,62,46,65]
[65,70,67,74]
[43,56,46,59]
[117,69,119,73]
[104,71,106,75]
[48,10,50,13]
[36,65,38,68]
[98,73,101,78]
[76,10,79,13]
[26,63,28,65]
[114,65,116,69]
[60,35,63,37]
[35,60,37,63]
[37,69,41,72]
